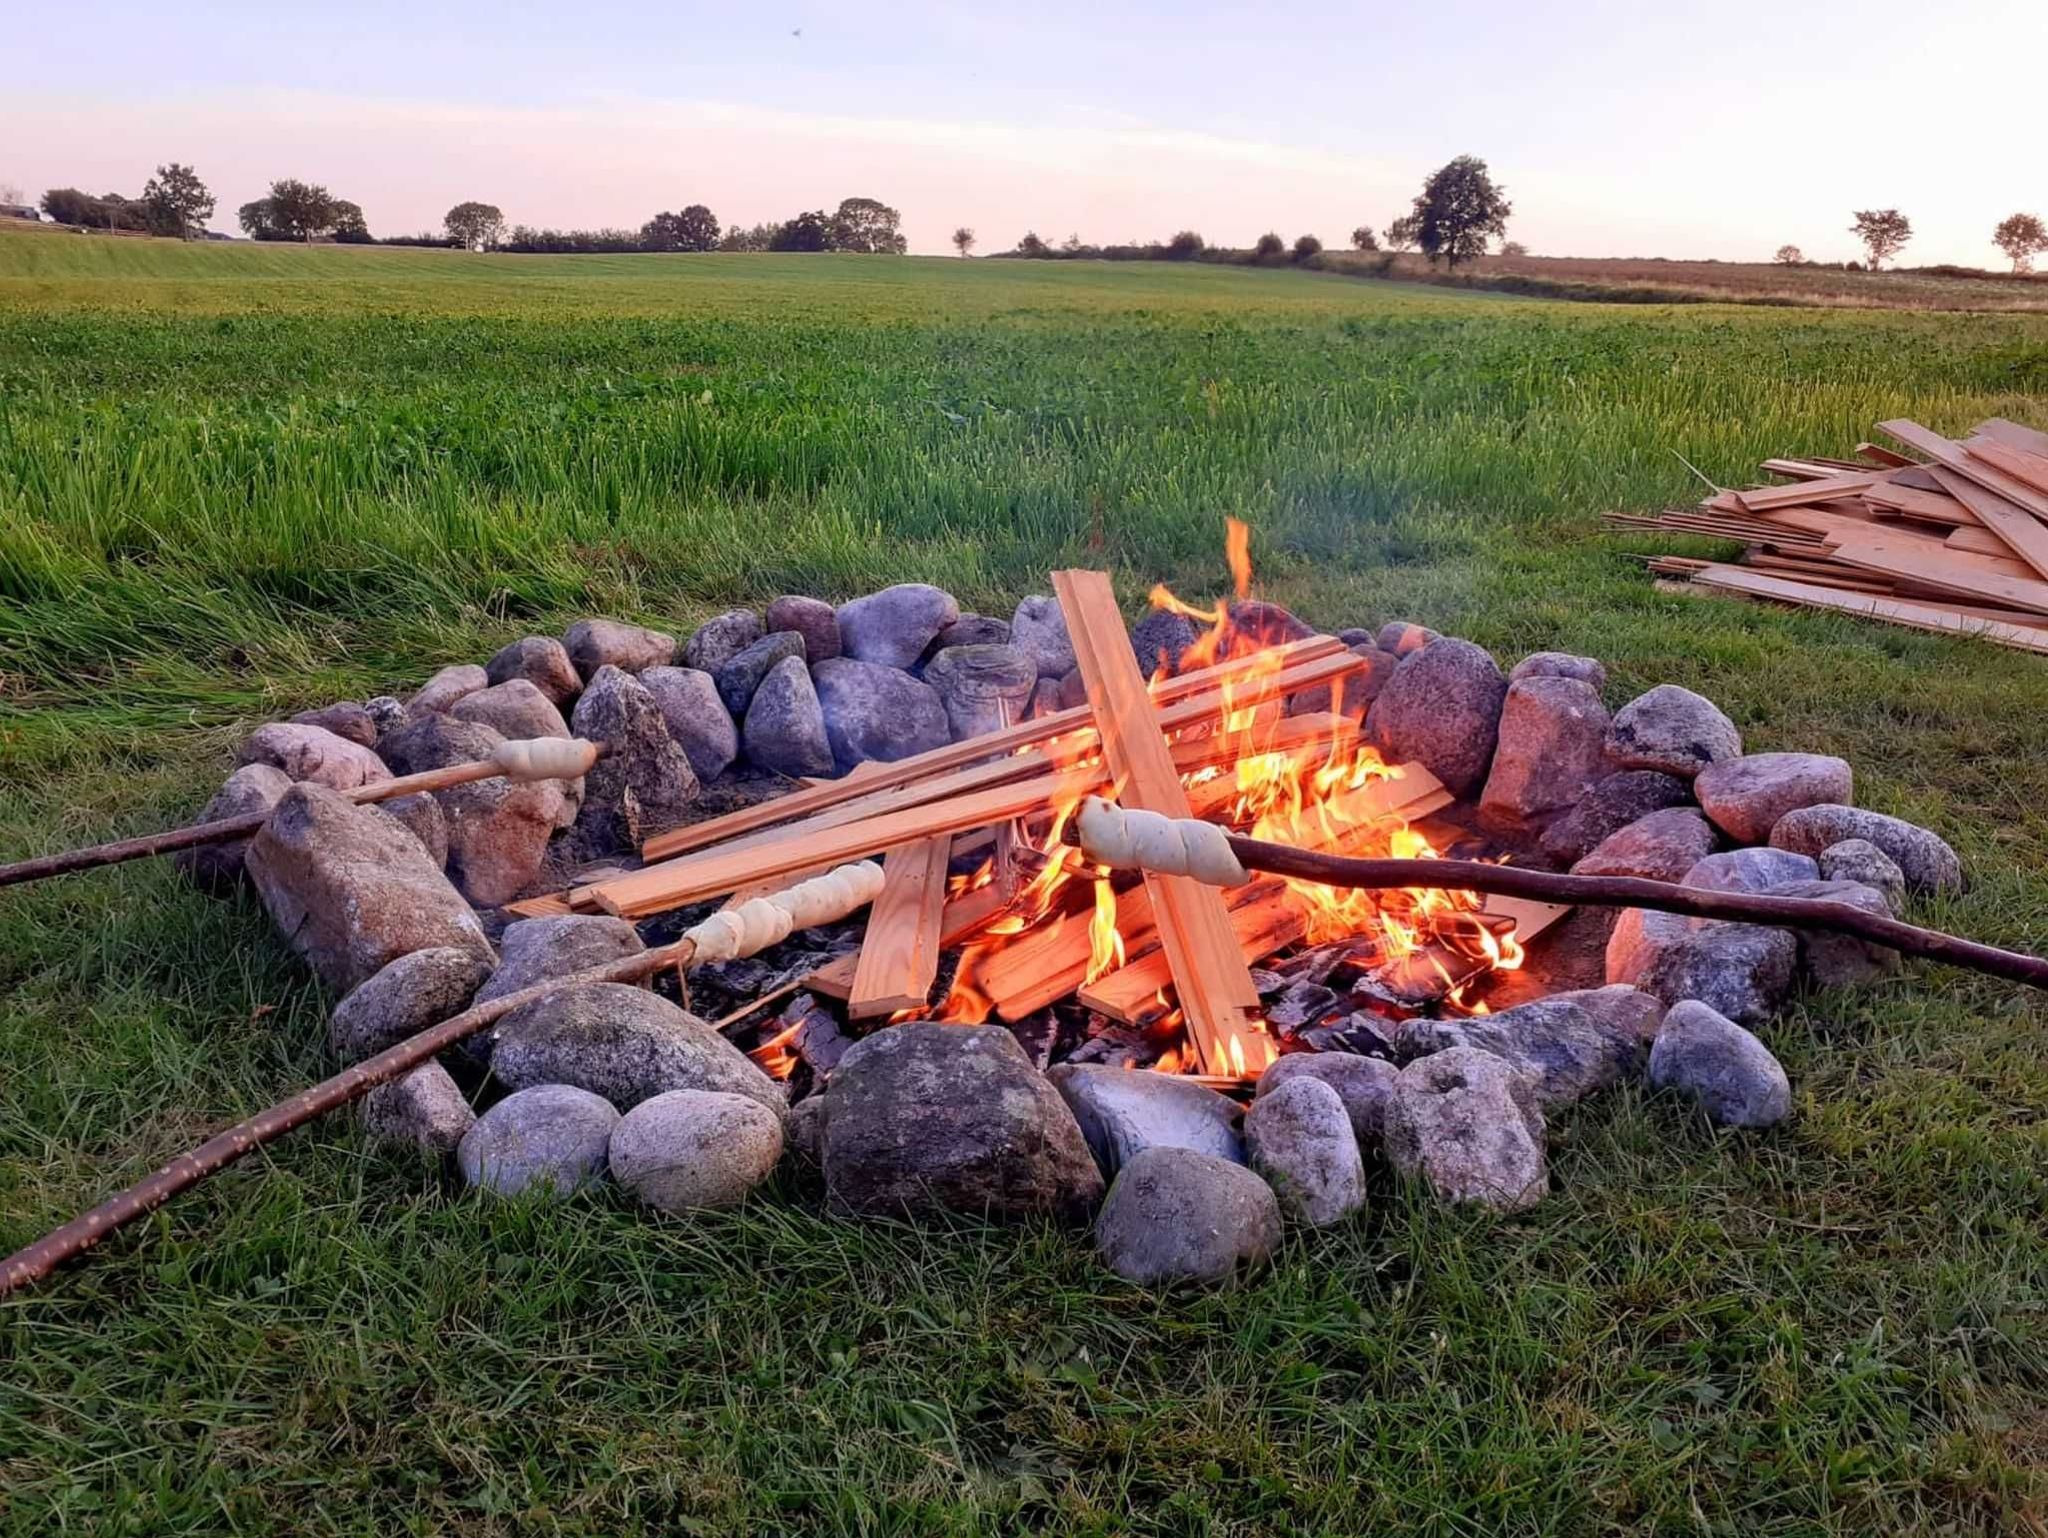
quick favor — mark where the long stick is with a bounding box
[0,858,881,1296]
[0,738,602,892]
[1216,834,2048,989]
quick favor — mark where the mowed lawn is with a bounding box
[2,232,2046,1535]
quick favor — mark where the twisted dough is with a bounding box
[490,737,601,782]
[683,860,886,963]
[1074,797,1247,888]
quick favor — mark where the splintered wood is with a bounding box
[1611,417,2048,654]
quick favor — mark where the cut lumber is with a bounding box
[1823,533,2048,614]
[1734,472,1879,513]
[1864,482,1977,526]
[1878,422,2048,580]
[1946,525,2011,558]
[1975,417,2048,459]
[1053,568,1271,1077]
[1680,566,2048,654]
[1855,442,1920,468]
[1927,468,2048,588]
[637,633,1343,862]
[1963,436,2048,498]
[806,879,1014,1001]
[846,835,953,1018]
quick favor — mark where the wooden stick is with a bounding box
[847,835,952,1018]
[1208,833,2048,989]
[0,738,602,892]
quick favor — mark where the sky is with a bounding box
[9,0,2046,265]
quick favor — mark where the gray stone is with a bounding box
[811,657,952,771]
[1094,1147,1282,1286]
[451,678,572,745]
[378,792,449,866]
[1229,600,1317,647]
[1625,919,1799,1026]
[562,617,676,680]
[1028,678,1063,720]
[1383,1046,1548,1211]
[409,663,490,715]
[1769,805,1961,895]
[716,631,807,716]
[1243,1077,1366,1226]
[492,983,787,1118]
[1767,877,1900,986]
[477,914,646,1005]
[639,666,738,782]
[1395,997,1644,1111]
[1010,595,1076,680]
[1573,807,1718,882]
[571,665,700,851]
[362,1061,474,1154]
[786,1094,826,1168]
[1648,1000,1790,1128]
[236,722,392,793]
[836,583,960,669]
[1056,668,1089,710]
[929,614,1011,654]
[1253,1053,1400,1147]
[380,715,564,906]
[1539,770,1693,866]
[1683,846,1820,894]
[764,595,840,663]
[1336,628,1375,647]
[1694,752,1854,844]
[484,636,582,708]
[174,763,292,892]
[821,1023,1104,1219]
[921,644,1038,740]
[458,1084,619,1196]
[1129,611,1200,677]
[291,701,379,747]
[364,695,408,735]
[328,945,494,1064]
[683,609,764,674]
[1510,652,1607,692]
[1547,984,1665,1046]
[1377,621,1440,656]
[1818,838,1907,915]
[246,784,492,994]
[742,656,834,778]
[1605,684,1741,778]
[1047,1064,1245,1177]
[608,1089,785,1212]
[1365,638,1510,797]
[1479,676,1612,834]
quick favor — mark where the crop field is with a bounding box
[2,231,2047,1534]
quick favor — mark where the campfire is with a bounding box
[505,524,1553,1089]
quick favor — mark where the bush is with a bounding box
[1350,225,1378,252]
[1292,233,1322,261]
[1165,229,1204,260]
[1253,232,1285,260]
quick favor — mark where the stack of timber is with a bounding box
[1609,417,2048,655]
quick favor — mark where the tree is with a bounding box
[1349,225,1378,251]
[640,205,718,252]
[1253,231,1285,259]
[1383,213,1421,252]
[0,180,22,207]
[1409,154,1511,268]
[771,210,832,252]
[1292,233,1322,261]
[1500,240,1528,257]
[1165,229,1205,260]
[1849,208,1911,270]
[258,179,340,241]
[141,163,214,238]
[1015,230,1049,257]
[444,200,505,251]
[330,200,371,243]
[1992,213,2048,274]
[952,226,975,257]
[827,196,906,253]
[719,222,779,252]
[43,187,106,226]
[1774,244,1805,265]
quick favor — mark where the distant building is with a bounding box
[0,204,42,222]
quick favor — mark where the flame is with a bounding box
[1226,516,1253,601]
[1086,878,1125,983]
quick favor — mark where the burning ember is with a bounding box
[917,519,1523,1077]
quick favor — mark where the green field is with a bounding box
[3,232,2047,1534]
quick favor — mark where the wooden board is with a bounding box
[1053,568,1271,1077]
[1733,472,1879,513]
[1977,418,2048,458]
[1878,422,2048,581]
[636,633,1343,862]
[1823,531,2045,602]
[805,879,1014,1002]
[846,835,953,1018]
[1964,436,2048,498]
[1677,565,2048,654]
[1863,483,1978,526]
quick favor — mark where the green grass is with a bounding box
[2,230,2046,1535]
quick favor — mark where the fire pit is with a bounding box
[135,525,1969,1286]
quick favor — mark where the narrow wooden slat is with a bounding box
[1946,525,2011,557]
[1733,472,1880,513]
[805,880,1014,1002]
[1976,418,2048,458]
[1863,483,1978,526]
[1878,422,2048,581]
[846,836,953,1018]
[1822,534,2048,616]
[1963,436,2048,498]
[1680,565,2048,654]
[1855,442,1919,468]
[637,634,1342,862]
[1053,569,1271,1077]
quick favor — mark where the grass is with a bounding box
[2,229,2046,1534]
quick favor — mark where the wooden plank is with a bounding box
[1976,418,2048,458]
[637,633,1343,862]
[1946,525,2012,557]
[1053,568,1271,1077]
[1878,422,2048,581]
[1863,482,1978,526]
[1733,472,1880,513]
[1822,534,2048,614]
[1963,436,2048,498]
[1855,442,1920,468]
[806,879,1014,1002]
[1680,565,2048,654]
[846,835,953,1018]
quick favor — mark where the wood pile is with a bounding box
[1609,417,2048,655]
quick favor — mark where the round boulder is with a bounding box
[1047,1063,1245,1177]
[174,762,293,893]
[484,636,582,708]
[571,665,700,852]
[1648,1000,1790,1128]
[811,657,952,771]
[836,583,960,670]
[451,678,572,745]
[1769,804,1961,895]
[236,722,392,793]
[608,1088,785,1212]
[409,663,489,715]
[362,1061,475,1154]
[1010,595,1076,680]
[1694,752,1853,845]
[1539,770,1693,866]
[715,631,807,716]
[742,655,834,778]
[683,609,764,675]
[1129,611,1200,677]
[1817,838,1907,915]
[1254,1053,1399,1147]
[291,701,380,748]
[921,644,1038,740]
[1364,637,1509,797]
[329,944,495,1064]
[562,617,676,679]
[1478,675,1612,835]
[639,665,739,782]
[1572,807,1718,883]
[1094,1147,1282,1286]
[1383,1046,1548,1212]
[1604,684,1741,778]
[1509,651,1607,692]
[458,1084,620,1197]
[1244,1076,1366,1226]
[764,595,840,664]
